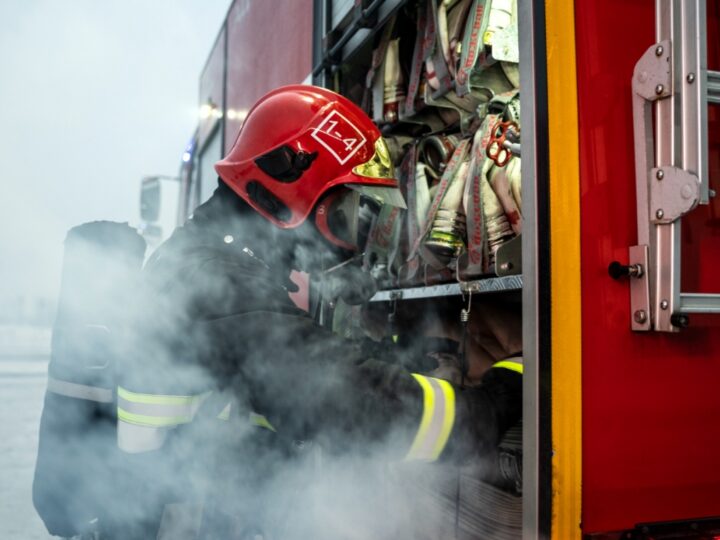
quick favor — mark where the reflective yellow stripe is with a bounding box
[405,374,456,461]
[407,374,434,459]
[117,408,192,427]
[117,386,208,406]
[216,404,275,431]
[217,403,231,421]
[249,412,276,432]
[117,387,211,429]
[493,360,524,375]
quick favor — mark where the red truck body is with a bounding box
[577,0,720,532]
[163,0,720,537]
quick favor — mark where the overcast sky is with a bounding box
[0,0,229,302]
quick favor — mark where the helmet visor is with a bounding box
[347,184,406,209]
[352,137,394,180]
[349,137,406,209]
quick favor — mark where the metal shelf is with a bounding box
[369,275,523,302]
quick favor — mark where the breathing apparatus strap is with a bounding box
[47,377,113,403]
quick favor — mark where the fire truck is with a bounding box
[139,0,720,538]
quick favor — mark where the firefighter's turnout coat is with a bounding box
[116,183,522,538]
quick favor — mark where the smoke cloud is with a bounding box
[0,2,229,538]
[0,4,524,535]
[32,194,522,539]
[0,0,228,305]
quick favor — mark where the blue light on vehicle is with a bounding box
[182,138,195,163]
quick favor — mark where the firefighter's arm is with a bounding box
[200,311,522,463]
[436,359,522,463]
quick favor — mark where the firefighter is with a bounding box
[117,85,522,538]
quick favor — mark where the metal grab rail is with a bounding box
[628,0,719,332]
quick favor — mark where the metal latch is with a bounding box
[649,166,700,224]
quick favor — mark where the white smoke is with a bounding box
[0,0,229,306]
[0,2,524,536]
[29,202,522,539]
[0,2,229,538]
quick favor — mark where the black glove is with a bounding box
[391,336,460,373]
[426,352,463,385]
[443,365,522,463]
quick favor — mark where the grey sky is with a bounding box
[0,0,229,301]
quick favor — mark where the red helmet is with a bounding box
[215,85,403,230]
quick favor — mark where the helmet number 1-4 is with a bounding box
[312,111,367,165]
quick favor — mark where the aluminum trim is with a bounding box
[654,221,681,331]
[629,245,652,331]
[519,0,546,536]
[653,0,680,332]
[679,0,708,203]
[632,40,672,246]
[679,293,720,313]
[368,276,522,302]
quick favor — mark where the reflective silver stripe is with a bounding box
[117,422,168,453]
[406,374,456,461]
[411,376,445,459]
[117,387,210,427]
[47,377,113,403]
[117,397,201,419]
[117,388,211,453]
